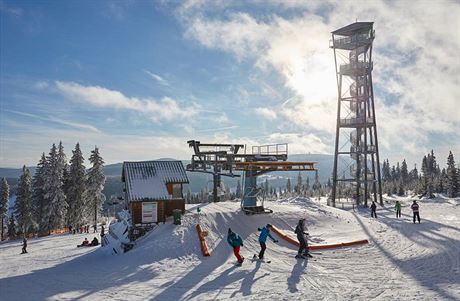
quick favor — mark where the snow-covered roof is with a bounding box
[122,160,189,202]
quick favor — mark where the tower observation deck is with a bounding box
[330,22,383,207]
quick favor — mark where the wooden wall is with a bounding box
[164,199,185,216]
[130,199,184,225]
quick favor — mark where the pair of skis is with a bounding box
[234,255,271,266]
[251,254,271,264]
[235,252,320,266]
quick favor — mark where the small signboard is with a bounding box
[142,202,157,223]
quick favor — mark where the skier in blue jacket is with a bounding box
[256,224,278,259]
[227,228,244,264]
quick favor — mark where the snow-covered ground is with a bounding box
[1,196,459,300]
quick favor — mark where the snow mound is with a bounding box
[0,197,459,300]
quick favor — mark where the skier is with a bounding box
[411,200,421,223]
[370,201,377,218]
[395,200,402,218]
[256,224,278,260]
[227,228,244,265]
[101,225,105,237]
[21,237,28,254]
[294,219,311,258]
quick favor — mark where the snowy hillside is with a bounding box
[1,197,459,300]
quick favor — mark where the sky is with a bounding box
[1,0,459,169]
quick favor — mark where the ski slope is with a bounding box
[0,197,459,300]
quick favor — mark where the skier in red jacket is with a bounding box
[227,228,244,264]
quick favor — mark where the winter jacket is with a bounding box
[294,223,308,241]
[258,227,275,243]
[411,203,419,212]
[370,203,377,211]
[227,232,243,248]
[395,202,401,210]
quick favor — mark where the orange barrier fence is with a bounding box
[270,225,368,250]
[196,224,210,256]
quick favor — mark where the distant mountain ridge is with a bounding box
[0,154,335,195]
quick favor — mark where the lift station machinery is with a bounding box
[186,140,316,214]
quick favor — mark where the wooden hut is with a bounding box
[122,160,189,225]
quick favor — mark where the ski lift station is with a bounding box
[187,140,316,214]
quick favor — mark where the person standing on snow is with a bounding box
[411,200,421,223]
[370,201,377,218]
[256,224,278,260]
[294,219,310,258]
[395,201,402,218]
[21,237,28,254]
[227,228,244,264]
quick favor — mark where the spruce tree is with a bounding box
[446,151,459,197]
[401,160,408,186]
[0,177,9,240]
[67,143,87,226]
[409,164,418,191]
[296,172,302,194]
[397,181,404,196]
[86,146,106,226]
[421,155,434,198]
[32,153,46,232]
[42,143,68,232]
[14,166,35,236]
[7,214,16,238]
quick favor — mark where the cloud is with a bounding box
[33,81,49,90]
[55,81,199,123]
[254,107,277,120]
[195,125,239,133]
[144,70,169,86]
[177,0,460,159]
[5,109,100,133]
[265,132,329,155]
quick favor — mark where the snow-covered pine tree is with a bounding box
[86,146,106,226]
[437,168,446,194]
[67,143,87,227]
[0,177,9,240]
[32,153,46,232]
[397,181,404,196]
[42,143,68,233]
[408,164,418,191]
[14,166,35,235]
[62,163,70,204]
[396,162,401,182]
[446,151,459,197]
[7,213,16,238]
[401,160,408,186]
[296,172,302,194]
[382,160,391,182]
